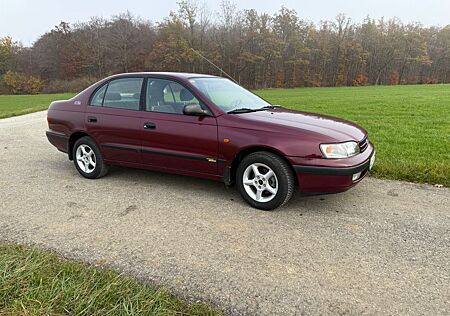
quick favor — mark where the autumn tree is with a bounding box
[1,2,449,93]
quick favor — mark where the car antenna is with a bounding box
[190,48,239,84]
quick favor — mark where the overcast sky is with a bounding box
[1,0,449,46]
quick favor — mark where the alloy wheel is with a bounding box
[242,163,278,202]
[75,144,96,174]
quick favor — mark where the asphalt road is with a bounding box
[1,111,449,315]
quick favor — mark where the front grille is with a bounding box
[359,137,368,153]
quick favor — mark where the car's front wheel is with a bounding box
[236,151,295,210]
[73,136,109,179]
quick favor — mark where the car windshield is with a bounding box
[189,77,271,112]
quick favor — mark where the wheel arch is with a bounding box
[227,146,298,186]
[68,131,93,160]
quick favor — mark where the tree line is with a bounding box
[1,1,449,94]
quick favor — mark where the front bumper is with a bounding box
[289,142,375,194]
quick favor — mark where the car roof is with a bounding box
[107,72,222,80]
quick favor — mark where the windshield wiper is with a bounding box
[227,105,277,114]
[227,107,260,114]
[259,105,277,110]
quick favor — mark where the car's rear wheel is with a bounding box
[73,136,109,179]
[236,151,295,210]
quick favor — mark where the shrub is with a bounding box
[1,71,44,94]
[0,80,8,94]
[352,73,368,86]
[389,70,399,85]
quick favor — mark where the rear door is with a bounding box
[140,78,219,175]
[85,77,144,164]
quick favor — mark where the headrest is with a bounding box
[105,92,121,101]
[180,89,194,102]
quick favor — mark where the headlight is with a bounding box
[320,141,360,158]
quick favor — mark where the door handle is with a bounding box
[143,122,156,129]
[88,116,97,123]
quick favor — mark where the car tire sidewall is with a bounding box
[73,137,106,179]
[236,152,294,211]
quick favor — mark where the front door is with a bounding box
[85,77,144,164]
[140,78,218,175]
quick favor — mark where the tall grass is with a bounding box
[0,244,217,315]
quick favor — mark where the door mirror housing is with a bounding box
[183,104,210,116]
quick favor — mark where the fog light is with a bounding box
[352,172,362,181]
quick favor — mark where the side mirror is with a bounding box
[183,104,210,116]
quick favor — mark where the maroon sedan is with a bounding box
[46,72,375,210]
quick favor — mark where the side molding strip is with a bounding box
[101,143,225,164]
[101,144,139,152]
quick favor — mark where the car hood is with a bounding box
[229,107,367,142]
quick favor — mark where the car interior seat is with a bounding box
[148,81,176,113]
[180,89,195,103]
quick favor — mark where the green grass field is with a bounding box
[0,84,448,186]
[0,93,74,119]
[0,243,217,315]
[257,84,450,187]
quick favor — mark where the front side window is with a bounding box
[146,79,202,114]
[92,78,143,110]
[189,77,270,112]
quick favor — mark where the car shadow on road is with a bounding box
[51,159,356,216]
[108,165,349,214]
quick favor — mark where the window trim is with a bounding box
[139,77,148,111]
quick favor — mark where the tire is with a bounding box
[72,136,109,179]
[236,151,295,211]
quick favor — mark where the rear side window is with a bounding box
[91,85,106,106]
[91,78,143,110]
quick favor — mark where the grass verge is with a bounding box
[0,243,217,315]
